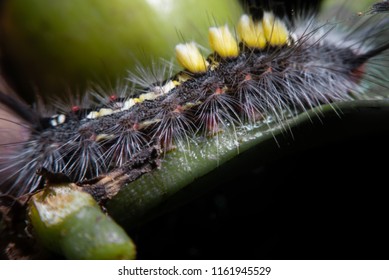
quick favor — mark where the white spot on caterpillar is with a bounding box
[121,99,138,111]
[50,119,57,127]
[154,80,176,95]
[86,111,99,119]
[57,114,66,124]
[50,114,66,126]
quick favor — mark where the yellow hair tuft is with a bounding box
[209,25,239,58]
[175,42,209,73]
[262,12,289,47]
[237,14,266,49]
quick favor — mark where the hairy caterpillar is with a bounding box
[362,0,389,15]
[0,3,388,201]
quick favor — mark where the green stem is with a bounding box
[107,100,389,227]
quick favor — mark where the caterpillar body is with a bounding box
[0,7,388,198]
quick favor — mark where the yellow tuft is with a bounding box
[121,99,138,111]
[175,42,209,73]
[209,25,239,58]
[95,134,113,142]
[86,111,99,119]
[237,14,266,49]
[262,12,289,47]
[98,108,113,117]
[139,92,158,102]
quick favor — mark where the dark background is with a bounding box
[238,0,322,19]
[130,104,389,260]
[125,0,389,260]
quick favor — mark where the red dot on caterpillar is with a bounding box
[132,122,140,131]
[71,105,80,113]
[244,74,252,81]
[172,105,185,114]
[215,87,225,95]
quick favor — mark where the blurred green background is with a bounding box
[0,0,242,101]
[0,0,379,102]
